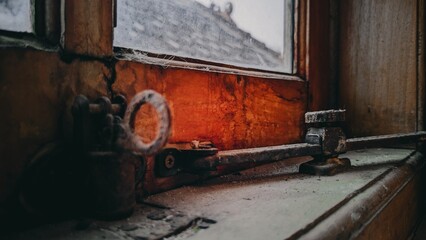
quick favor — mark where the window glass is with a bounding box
[114,0,293,73]
[0,0,33,33]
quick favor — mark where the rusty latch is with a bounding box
[299,110,351,175]
[154,141,218,177]
[72,90,171,219]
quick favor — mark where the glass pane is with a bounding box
[0,0,33,33]
[114,0,293,73]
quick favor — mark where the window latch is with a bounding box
[189,110,426,176]
[71,90,171,219]
[299,110,351,175]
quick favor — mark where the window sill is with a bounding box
[6,148,424,239]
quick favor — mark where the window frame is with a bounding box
[111,0,334,112]
[112,0,302,78]
[0,0,335,117]
[0,0,60,44]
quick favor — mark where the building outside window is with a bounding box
[114,0,293,73]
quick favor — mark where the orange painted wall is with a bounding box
[113,60,307,150]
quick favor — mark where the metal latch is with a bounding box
[299,110,351,175]
[189,109,426,176]
[154,141,218,177]
[72,90,171,219]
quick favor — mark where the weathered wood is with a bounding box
[296,152,424,240]
[0,48,108,217]
[346,131,426,151]
[34,0,60,43]
[306,0,333,111]
[283,0,294,73]
[339,0,420,136]
[418,0,425,131]
[294,0,308,77]
[355,167,424,240]
[112,60,307,151]
[62,0,113,56]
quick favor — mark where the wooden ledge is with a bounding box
[4,149,424,240]
[297,151,425,239]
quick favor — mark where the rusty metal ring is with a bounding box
[124,90,171,155]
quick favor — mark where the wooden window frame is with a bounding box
[110,0,334,108]
[0,0,334,109]
[114,0,296,74]
[0,0,335,149]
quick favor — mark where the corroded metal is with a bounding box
[305,127,347,156]
[123,90,171,156]
[73,90,171,155]
[72,94,128,151]
[154,142,218,177]
[72,94,137,220]
[190,131,426,172]
[155,148,180,177]
[305,109,346,124]
[71,90,172,220]
[191,143,322,171]
[301,109,349,175]
[88,151,139,220]
[88,96,126,115]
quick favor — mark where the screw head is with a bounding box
[164,154,175,169]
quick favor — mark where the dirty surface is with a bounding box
[4,148,414,240]
[341,148,414,166]
[6,205,203,240]
[146,155,404,240]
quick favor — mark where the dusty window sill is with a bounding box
[5,148,423,240]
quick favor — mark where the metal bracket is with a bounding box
[72,94,128,152]
[71,90,172,219]
[299,110,351,176]
[154,141,218,177]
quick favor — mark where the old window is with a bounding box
[0,0,33,33]
[114,0,294,73]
